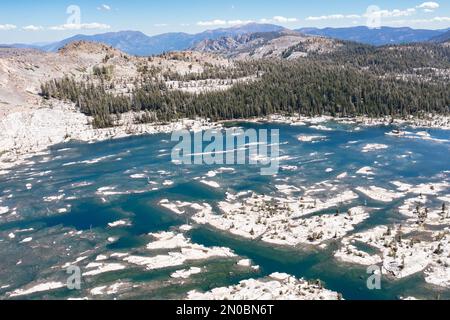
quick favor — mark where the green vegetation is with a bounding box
[40,43,450,129]
[93,65,115,81]
[316,41,450,74]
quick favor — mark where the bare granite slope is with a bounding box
[192,30,342,59]
[0,41,233,118]
[0,41,236,168]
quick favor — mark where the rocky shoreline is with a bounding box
[247,114,450,130]
[187,273,342,300]
[0,102,220,174]
[160,176,450,289]
[2,104,450,175]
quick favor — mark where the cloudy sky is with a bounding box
[0,0,449,44]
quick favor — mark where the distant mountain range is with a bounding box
[2,24,449,56]
[296,26,448,46]
[429,30,450,43]
[4,23,285,56]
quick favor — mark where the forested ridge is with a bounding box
[314,42,450,74]
[40,43,450,128]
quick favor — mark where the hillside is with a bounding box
[40,40,449,127]
[193,30,341,59]
[3,38,448,123]
[0,41,254,161]
[430,30,450,44]
[0,41,238,119]
[2,37,449,121]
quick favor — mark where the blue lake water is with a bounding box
[0,121,449,300]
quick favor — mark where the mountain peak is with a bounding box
[58,40,122,56]
[192,30,339,60]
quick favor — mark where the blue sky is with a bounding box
[1,0,449,43]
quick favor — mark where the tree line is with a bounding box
[40,47,449,129]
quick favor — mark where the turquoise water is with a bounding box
[0,121,449,300]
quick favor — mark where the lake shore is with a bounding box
[0,102,220,173]
[1,105,450,174]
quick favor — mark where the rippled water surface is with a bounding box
[0,121,449,300]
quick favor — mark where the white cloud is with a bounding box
[306,14,361,21]
[228,20,255,26]
[195,7,445,28]
[302,3,446,28]
[197,19,255,27]
[305,6,424,23]
[97,4,111,11]
[259,18,272,24]
[417,2,440,11]
[197,15,298,27]
[307,15,341,21]
[272,16,298,23]
[387,16,450,26]
[373,8,417,18]
[22,25,44,31]
[259,16,298,24]
[430,16,450,22]
[0,24,17,31]
[154,23,168,27]
[49,23,111,31]
[197,19,227,27]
